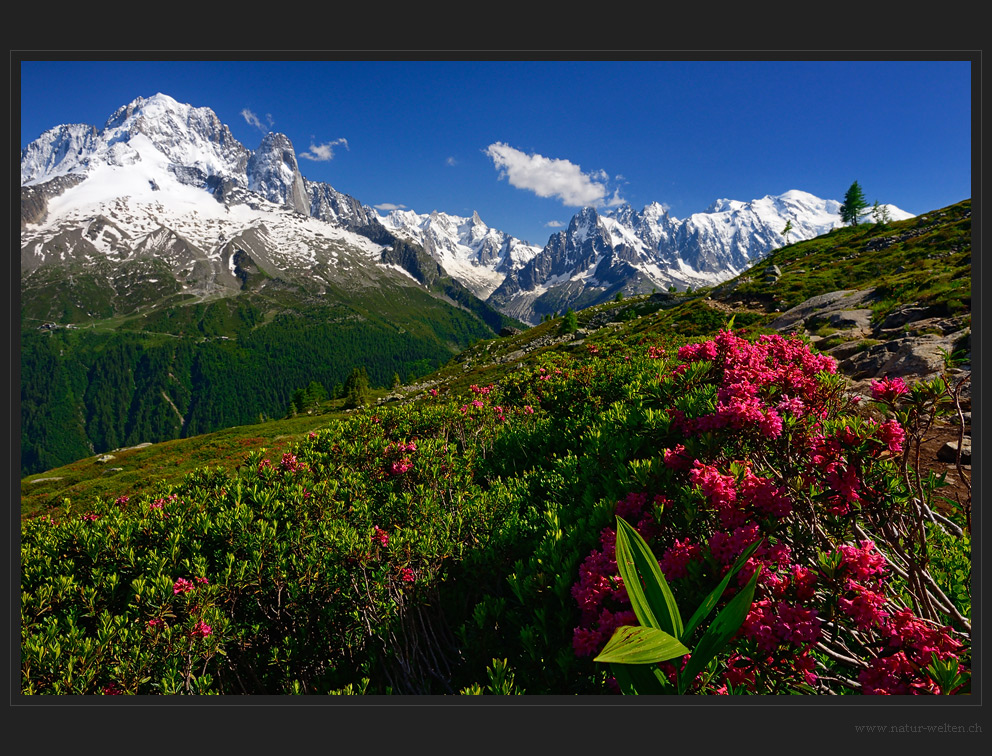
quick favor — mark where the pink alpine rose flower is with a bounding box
[870,376,909,403]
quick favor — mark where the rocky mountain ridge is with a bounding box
[22,93,912,328]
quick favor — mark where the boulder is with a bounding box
[880,305,931,330]
[767,289,874,333]
[825,341,872,361]
[826,309,873,331]
[937,438,971,464]
[500,349,526,363]
[838,333,961,381]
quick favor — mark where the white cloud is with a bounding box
[484,142,624,208]
[446,156,457,166]
[374,202,408,212]
[299,138,349,162]
[241,108,273,133]
[545,220,565,228]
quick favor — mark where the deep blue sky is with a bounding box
[19,58,973,247]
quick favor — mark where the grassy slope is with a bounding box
[714,199,971,319]
[21,200,971,520]
[20,392,390,519]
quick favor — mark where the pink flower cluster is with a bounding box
[571,492,664,656]
[535,366,566,382]
[738,470,793,520]
[150,494,178,511]
[860,609,964,694]
[173,576,209,595]
[568,330,967,694]
[709,538,828,690]
[672,331,837,439]
[831,540,891,631]
[876,419,906,455]
[372,525,389,547]
[690,463,795,534]
[280,452,306,473]
[837,540,889,581]
[384,441,417,476]
[191,620,212,639]
[708,524,762,566]
[870,376,909,403]
[688,462,740,527]
[677,340,719,362]
[663,444,692,471]
[387,459,413,475]
[659,538,702,579]
[776,395,805,417]
[804,428,890,515]
[740,598,822,653]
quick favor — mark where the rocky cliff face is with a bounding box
[247,132,310,215]
[20,174,87,228]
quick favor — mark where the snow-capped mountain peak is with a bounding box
[22,93,250,191]
[22,93,915,330]
[377,207,542,299]
[486,190,913,324]
[247,132,309,214]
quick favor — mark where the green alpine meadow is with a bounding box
[21,201,972,696]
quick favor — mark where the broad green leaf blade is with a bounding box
[682,539,762,641]
[614,516,683,639]
[679,565,761,693]
[610,662,640,695]
[610,662,673,695]
[594,625,690,665]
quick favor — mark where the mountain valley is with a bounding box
[17,92,925,479]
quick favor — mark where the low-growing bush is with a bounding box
[20,328,970,695]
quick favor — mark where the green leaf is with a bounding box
[682,539,762,641]
[610,661,673,695]
[679,565,761,694]
[614,516,683,639]
[594,625,690,665]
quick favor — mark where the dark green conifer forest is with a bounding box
[21,291,497,476]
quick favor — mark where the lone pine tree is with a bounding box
[343,366,371,409]
[840,181,869,226]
